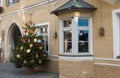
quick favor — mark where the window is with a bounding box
[0,0,2,6]
[60,17,92,55]
[36,24,49,53]
[112,9,120,58]
[7,0,19,6]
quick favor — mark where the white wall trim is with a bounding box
[0,0,55,17]
[50,55,59,57]
[94,57,120,61]
[59,56,93,61]
[102,0,117,4]
[112,9,120,58]
[94,63,120,67]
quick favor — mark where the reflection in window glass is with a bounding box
[78,19,88,26]
[78,30,88,52]
[64,31,72,53]
[63,19,72,27]
[44,35,48,51]
[7,0,19,6]
[40,27,48,33]
[38,26,48,52]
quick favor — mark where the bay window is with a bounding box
[60,17,93,55]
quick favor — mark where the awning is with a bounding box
[51,0,97,16]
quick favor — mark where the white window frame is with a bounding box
[0,0,2,6]
[112,9,120,58]
[59,17,93,56]
[36,22,50,55]
[7,0,19,6]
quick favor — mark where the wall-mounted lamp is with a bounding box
[53,31,57,39]
[99,27,105,36]
[1,30,5,41]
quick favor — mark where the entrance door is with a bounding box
[13,25,21,47]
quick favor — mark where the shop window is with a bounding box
[60,17,93,55]
[6,0,19,6]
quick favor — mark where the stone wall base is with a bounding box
[59,60,94,78]
[94,64,120,78]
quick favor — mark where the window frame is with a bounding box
[112,9,120,58]
[0,0,2,6]
[59,17,93,56]
[6,0,19,6]
[36,22,50,55]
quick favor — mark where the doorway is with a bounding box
[5,23,21,62]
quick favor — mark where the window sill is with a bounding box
[59,54,93,57]
[59,55,93,61]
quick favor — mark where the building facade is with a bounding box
[0,0,120,78]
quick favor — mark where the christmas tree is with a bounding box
[10,23,48,70]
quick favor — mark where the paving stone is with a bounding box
[0,63,58,78]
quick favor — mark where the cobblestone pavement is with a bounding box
[0,63,58,78]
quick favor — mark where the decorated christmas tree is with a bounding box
[11,23,48,71]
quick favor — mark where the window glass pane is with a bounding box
[79,30,88,41]
[78,30,88,52]
[0,0,1,6]
[40,27,48,33]
[7,0,19,6]
[64,31,72,53]
[63,19,72,27]
[37,25,48,52]
[44,36,48,52]
[78,19,88,26]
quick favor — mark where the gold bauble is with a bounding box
[39,46,43,50]
[26,49,31,53]
[29,29,34,34]
[36,54,38,58]
[39,60,42,64]
[20,46,23,50]
[23,60,27,64]
[16,54,21,58]
[29,43,33,48]
[30,60,34,63]
[33,38,37,42]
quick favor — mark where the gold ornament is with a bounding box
[29,43,33,48]
[23,60,27,64]
[36,54,38,58]
[39,60,42,64]
[39,46,43,50]
[43,54,46,57]
[29,29,34,34]
[26,49,31,53]
[16,54,21,58]
[20,46,23,50]
[30,60,34,63]
[33,32,36,35]
[33,38,37,42]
